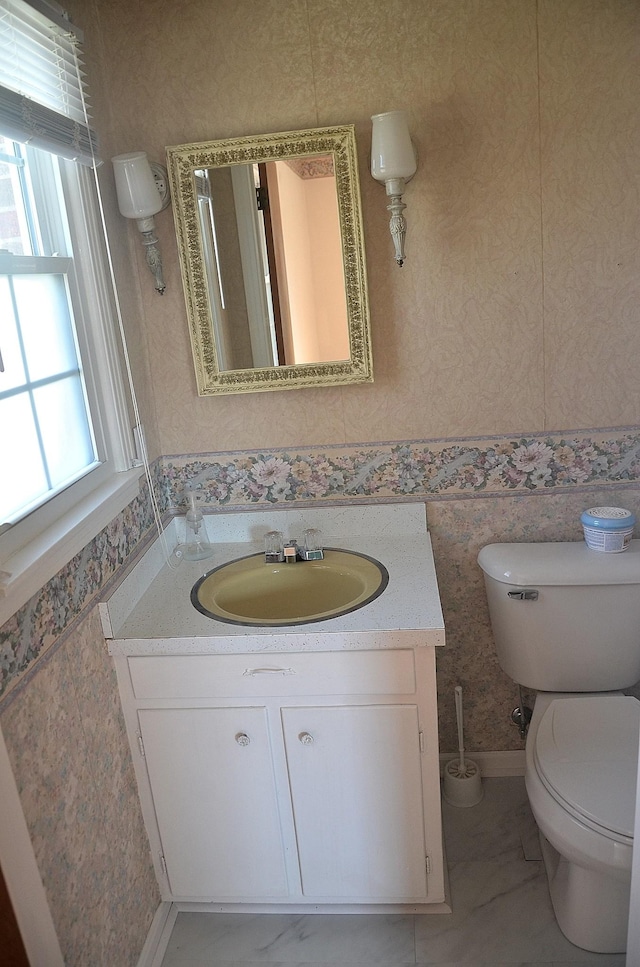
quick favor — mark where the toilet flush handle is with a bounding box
[507,589,539,601]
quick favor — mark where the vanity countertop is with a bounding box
[101,503,445,656]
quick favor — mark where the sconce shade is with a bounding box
[112,151,163,219]
[371,111,417,183]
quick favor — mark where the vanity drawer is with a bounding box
[128,650,416,700]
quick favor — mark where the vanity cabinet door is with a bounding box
[138,707,288,899]
[281,704,428,900]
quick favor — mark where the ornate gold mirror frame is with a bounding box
[167,125,372,395]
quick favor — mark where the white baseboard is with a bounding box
[169,899,451,914]
[440,749,525,777]
[137,902,176,967]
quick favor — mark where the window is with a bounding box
[0,136,136,568]
[0,136,101,528]
[0,0,138,614]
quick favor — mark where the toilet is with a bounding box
[478,539,640,953]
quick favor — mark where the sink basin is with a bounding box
[191,548,389,626]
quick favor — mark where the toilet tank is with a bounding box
[478,540,640,691]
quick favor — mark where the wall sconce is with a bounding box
[370,111,417,267]
[112,151,171,294]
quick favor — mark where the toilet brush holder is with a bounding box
[442,685,484,807]
[443,757,483,807]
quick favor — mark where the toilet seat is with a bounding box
[533,695,639,843]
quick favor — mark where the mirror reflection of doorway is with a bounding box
[196,156,349,371]
[263,156,350,367]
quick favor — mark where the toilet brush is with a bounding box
[443,685,483,806]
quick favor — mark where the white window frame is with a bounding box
[0,151,143,628]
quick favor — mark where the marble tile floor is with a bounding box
[160,777,626,967]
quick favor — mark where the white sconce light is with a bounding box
[370,111,417,267]
[112,151,171,294]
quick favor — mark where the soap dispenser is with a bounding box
[183,491,214,561]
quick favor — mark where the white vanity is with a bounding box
[101,503,447,911]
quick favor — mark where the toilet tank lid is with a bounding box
[478,540,640,586]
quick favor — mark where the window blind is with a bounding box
[0,0,99,165]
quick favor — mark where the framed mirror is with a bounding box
[166,125,372,395]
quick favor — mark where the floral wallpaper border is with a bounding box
[0,478,158,704]
[1,426,639,703]
[162,428,640,508]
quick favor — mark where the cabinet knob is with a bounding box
[298,732,314,745]
[235,732,251,747]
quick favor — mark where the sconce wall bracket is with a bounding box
[140,228,165,295]
[149,162,171,211]
[386,190,408,268]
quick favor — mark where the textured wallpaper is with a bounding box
[74,0,640,457]
[0,608,159,966]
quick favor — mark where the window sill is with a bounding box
[0,468,145,629]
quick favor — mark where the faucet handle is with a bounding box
[264,531,284,563]
[301,528,324,561]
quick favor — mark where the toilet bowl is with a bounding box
[525,692,638,953]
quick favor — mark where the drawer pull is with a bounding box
[235,733,251,746]
[298,732,314,745]
[243,666,296,676]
